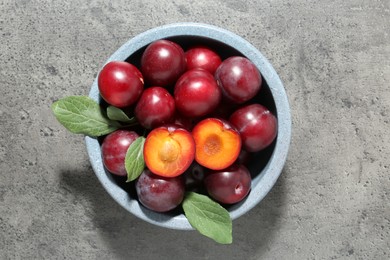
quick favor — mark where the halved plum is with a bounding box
[143,124,195,177]
[192,118,241,170]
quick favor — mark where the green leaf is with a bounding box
[125,136,146,182]
[107,106,136,123]
[51,96,119,137]
[182,192,232,244]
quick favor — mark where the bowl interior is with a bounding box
[86,23,291,230]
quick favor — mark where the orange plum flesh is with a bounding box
[192,118,241,170]
[144,125,195,177]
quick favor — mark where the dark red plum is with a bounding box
[141,40,186,87]
[136,169,185,212]
[101,130,139,176]
[204,164,251,204]
[98,61,144,108]
[183,161,207,191]
[185,46,222,74]
[229,104,277,152]
[215,56,261,104]
[235,149,252,165]
[174,69,221,118]
[134,86,175,129]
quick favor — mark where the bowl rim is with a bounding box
[85,22,291,230]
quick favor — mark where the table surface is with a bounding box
[1,0,389,259]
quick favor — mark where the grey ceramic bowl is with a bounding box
[85,22,291,230]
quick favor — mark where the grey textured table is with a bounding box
[1,1,389,259]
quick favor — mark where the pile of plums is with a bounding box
[98,39,277,212]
